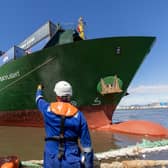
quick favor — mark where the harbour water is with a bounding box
[0,108,168,160]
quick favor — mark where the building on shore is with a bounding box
[117,102,168,110]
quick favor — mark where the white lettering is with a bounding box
[0,71,20,82]
[3,56,9,62]
[92,97,101,106]
[20,37,35,49]
[71,100,77,106]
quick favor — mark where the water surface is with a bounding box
[0,108,168,160]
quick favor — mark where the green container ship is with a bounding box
[0,20,155,128]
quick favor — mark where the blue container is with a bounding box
[0,46,26,66]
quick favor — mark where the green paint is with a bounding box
[0,36,155,112]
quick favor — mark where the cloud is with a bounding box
[119,84,168,106]
[128,85,168,94]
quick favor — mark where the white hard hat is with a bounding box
[54,81,72,97]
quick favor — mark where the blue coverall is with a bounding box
[36,89,94,168]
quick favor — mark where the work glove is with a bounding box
[81,150,94,168]
[37,84,43,90]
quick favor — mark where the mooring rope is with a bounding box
[21,139,168,167]
[21,160,43,167]
[95,138,168,160]
[101,160,168,168]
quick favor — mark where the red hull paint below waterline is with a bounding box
[1,107,168,137]
[0,110,44,127]
[97,120,168,137]
[0,105,114,128]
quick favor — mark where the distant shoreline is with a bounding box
[116,106,168,110]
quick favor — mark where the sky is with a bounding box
[0,0,168,106]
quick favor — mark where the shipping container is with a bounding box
[0,46,26,66]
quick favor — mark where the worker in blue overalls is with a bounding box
[35,81,94,168]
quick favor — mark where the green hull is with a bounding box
[0,36,155,126]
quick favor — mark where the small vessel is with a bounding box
[0,19,156,131]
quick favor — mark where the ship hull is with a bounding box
[0,105,114,128]
[0,37,155,127]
